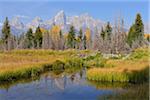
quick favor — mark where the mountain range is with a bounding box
[1,10,148,36]
[0,10,106,36]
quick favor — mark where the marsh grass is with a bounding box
[0,48,149,83]
[0,63,53,82]
[87,64,149,83]
[87,48,149,83]
[0,49,90,82]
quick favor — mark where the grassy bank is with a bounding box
[0,49,89,82]
[0,48,149,83]
[87,48,149,83]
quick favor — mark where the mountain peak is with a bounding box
[57,10,65,15]
[54,10,66,25]
[10,16,24,29]
[1,10,107,36]
[33,17,43,22]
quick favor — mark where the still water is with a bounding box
[0,68,148,100]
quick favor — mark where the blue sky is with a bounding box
[0,0,149,27]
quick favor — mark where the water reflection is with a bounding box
[42,67,86,91]
[98,83,149,100]
[0,67,148,100]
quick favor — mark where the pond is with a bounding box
[0,68,148,100]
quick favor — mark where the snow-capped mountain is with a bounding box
[1,10,106,36]
[10,16,26,36]
[27,17,43,32]
[68,13,105,32]
[10,17,25,29]
[54,10,66,26]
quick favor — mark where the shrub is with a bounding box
[83,53,107,68]
[52,60,65,70]
[64,57,84,68]
[128,48,149,60]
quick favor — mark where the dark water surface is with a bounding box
[0,68,148,100]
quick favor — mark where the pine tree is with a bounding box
[127,13,144,47]
[78,28,83,41]
[59,30,63,39]
[134,13,144,40]
[34,26,43,48]
[77,28,83,49]
[100,27,105,40]
[26,28,34,48]
[83,34,86,49]
[127,25,135,47]
[105,22,112,41]
[67,26,76,48]
[1,17,11,50]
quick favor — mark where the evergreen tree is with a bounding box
[100,27,105,40]
[78,28,83,41]
[83,34,86,49]
[76,28,83,49]
[105,22,112,41]
[1,17,11,50]
[34,26,43,48]
[26,28,34,48]
[59,30,63,39]
[127,25,135,47]
[127,13,144,47]
[67,26,76,48]
[134,13,144,40]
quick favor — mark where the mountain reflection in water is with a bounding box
[0,68,148,100]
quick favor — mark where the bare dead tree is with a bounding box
[111,15,130,54]
[42,31,51,49]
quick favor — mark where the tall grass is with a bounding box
[0,63,52,82]
[87,48,149,83]
[87,64,149,83]
[0,48,149,83]
[0,49,89,82]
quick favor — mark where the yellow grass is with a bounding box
[87,55,149,83]
[0,52,64,74]
[0,49,92,82]
[105,59,149,72]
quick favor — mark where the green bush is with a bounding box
[128,48,149,60]
[83,53,107,68]
[64,58,84,68]
[52,60,65,70]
